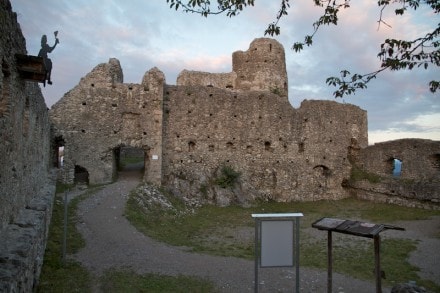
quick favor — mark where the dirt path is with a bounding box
[71,171,438,292]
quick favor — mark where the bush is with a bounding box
[214,165,240,188]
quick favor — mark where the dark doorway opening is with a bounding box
[74,165,89,184]
[114,146,145,178]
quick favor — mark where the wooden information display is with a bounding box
[312,217,404,293]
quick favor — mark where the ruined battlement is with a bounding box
[177,70,236,90]
[177,38,288,97]
[50,38,368,204]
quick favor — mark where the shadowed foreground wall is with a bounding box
[0,0,56,291]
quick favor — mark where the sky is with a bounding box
[10,0,440,144]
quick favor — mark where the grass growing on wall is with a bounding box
[350,165,382,183]
[214,165,241,188]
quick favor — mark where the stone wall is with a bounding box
[177,70,236,90]
[50,38,368,204]
[178,38,288,97]
[233,38,288,97]
[0,0,56,291]
[162,89,367,205]
[350,139,440,208]
[50,60,165,185]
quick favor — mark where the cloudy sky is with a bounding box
[10,0,440,144]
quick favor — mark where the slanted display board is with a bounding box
[252,213,303,293]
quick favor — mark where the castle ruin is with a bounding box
[1,0,439,290]
[50,38,369,205]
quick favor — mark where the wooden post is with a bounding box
[327,231,332,293]
[374,235,382,293]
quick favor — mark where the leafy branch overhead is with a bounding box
[166,0,439,97]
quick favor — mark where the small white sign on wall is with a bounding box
[152,155,158,160]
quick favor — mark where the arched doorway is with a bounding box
[113,146,145,179]
[74,165,89,184]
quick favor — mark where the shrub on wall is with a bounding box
[214,165,241,188]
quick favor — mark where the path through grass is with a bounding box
[126,186,440,291]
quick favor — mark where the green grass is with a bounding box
[350,165,382,183]
[118,156,144,170]
[125,187,440,291]
[37,186,101,292]
[100,269,218,293]
[38,183,218,292]
[301,237,422,286]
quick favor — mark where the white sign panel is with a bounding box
[260,220,294,267]
[152,155,158,160]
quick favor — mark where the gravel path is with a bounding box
[71,171,439,292]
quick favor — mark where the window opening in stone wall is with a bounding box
[53,135,65,168]
[298,142,305,153]
[74,165,89,185]
[264,141,271,151]
[393,158,402,177]
[188,141,196,152]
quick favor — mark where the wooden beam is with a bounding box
[15,54,46,83]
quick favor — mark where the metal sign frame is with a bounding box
[252,213,303,293]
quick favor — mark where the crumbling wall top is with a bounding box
[79,57,123,87]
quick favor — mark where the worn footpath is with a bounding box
[71,171,439,292]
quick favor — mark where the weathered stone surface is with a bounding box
[50,38,368,204]
[350,139,440,209]
[0,0,56,291]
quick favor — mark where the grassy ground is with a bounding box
[37,184,218,292]
[38,182,440,292]
[37,186,96,292]
[125,188,440,291]
[99,269,217,293]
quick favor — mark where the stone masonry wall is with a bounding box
[50,38,368,205]
[162,88,367,205]
[0,0,56,291]
[177,70,236,90]
[50,60,165,185]
[350,139,440,208]
[178,38,288,98]
[233,38,288,97]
